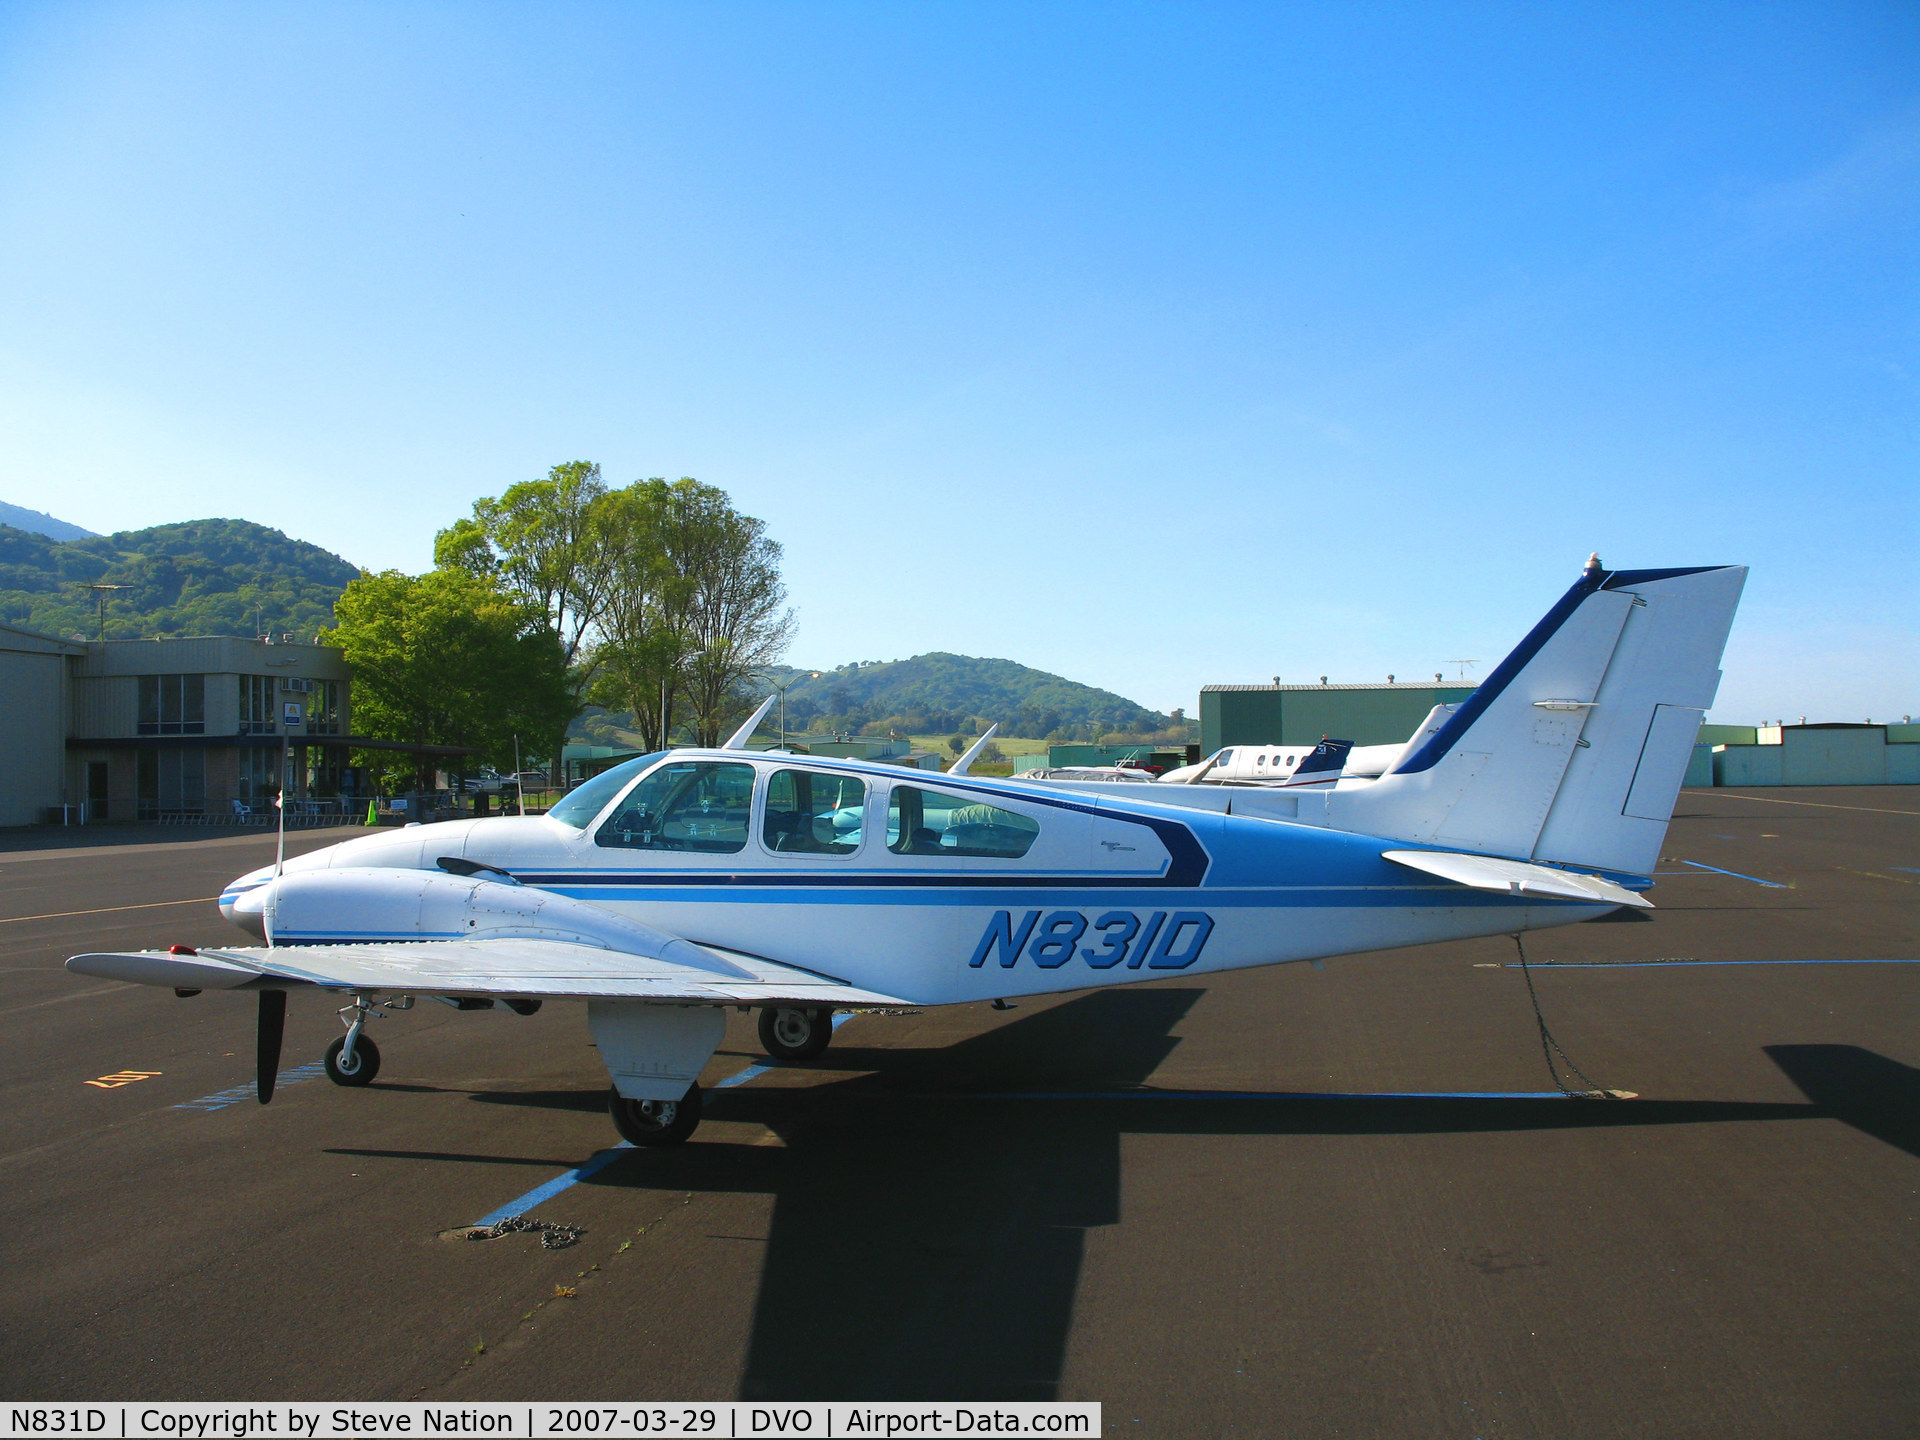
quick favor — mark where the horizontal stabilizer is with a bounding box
[1382,849,1652,908]
[68,938,915,1007]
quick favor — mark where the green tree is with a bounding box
[436,461,615,780]
[590,479,692,751]
[665,481,793,745]
[325,568,573,791]
[590,478,793,748]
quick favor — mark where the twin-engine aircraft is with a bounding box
[69,558,1746,1147]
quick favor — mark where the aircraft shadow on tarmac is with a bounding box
[372,992,1920,1402]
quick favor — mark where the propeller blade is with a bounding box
[256,989,286,1104]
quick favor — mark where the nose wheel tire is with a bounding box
[609,1082,703,1146]
[324,1034,381,1086]
[758,1005,834,1062]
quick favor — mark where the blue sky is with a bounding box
[1,2,1913,722]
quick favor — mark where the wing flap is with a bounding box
[69,937,915,1007]
[1382,849,1652,908]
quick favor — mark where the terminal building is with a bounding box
[0,623,356,826]
[0,622,466,828]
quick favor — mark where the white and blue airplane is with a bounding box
[68,557,1745,1147]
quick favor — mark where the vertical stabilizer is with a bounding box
[1530,565,1746,874]
[1328,562,1745,875]
[1281,738,1354,787]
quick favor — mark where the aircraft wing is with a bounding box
[1381,849,1652,908]
[66,938,915,1007]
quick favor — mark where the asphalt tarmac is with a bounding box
[1,790,1914,1436]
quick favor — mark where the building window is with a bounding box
[138,675,205,735]
[887,786,1039,858]
[239,676,276,734]
[762,770,864,855]
[307,678,341,734]
[238,748,279,800]
[137,747,205,819]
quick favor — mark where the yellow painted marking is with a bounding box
[1690,793,1920,817]
[0,897,220,925]
[1838,868,1919,887]
[83,1070,163,1089]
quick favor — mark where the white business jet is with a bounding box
[69,558,1744,1148]
[1158,701,1467,787]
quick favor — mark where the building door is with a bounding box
[87,762,109,823]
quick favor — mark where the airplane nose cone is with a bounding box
[221,866,274,940]
[226,887,268,940]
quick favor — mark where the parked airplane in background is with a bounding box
[1158,703,1463,786]
[70,558,1745,1147]
[1021,764,1160,783]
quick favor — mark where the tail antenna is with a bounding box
[948,724,1000,776]
[722,693,780,750]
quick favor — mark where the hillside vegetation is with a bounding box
[0,509,1183,747]
[0,519,360,640]
[579,652,1184,745]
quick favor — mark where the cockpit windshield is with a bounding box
[545,753,667,828]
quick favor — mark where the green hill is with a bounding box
[578,653,1183,745]
[0,518,360,641]
[771,655,1175,739]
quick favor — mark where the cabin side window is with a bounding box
[595,761,755,853]
[886,786,1039,859]
[763,770,865,856]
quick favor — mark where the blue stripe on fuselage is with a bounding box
[530,882,1584,909]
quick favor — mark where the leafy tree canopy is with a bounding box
[323,568,574,785]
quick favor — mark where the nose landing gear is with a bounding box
[325,995,383,1086]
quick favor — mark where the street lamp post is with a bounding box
[769,672,821,750]
[661,648,708,750]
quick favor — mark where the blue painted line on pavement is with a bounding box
[474,1144,635,1227]
[474,1013,858,1222]
[1892,867,1920,874]
[1678,860,1788,887]
[175,1062,328,1111]
[715,1011,855,1090]
[714,1062,773,1090]
[1504,958,1919,969]
[983,1089,1574,1101]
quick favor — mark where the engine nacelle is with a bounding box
[235,867,748,978]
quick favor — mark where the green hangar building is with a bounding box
[1199,680,1478,754]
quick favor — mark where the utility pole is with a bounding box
[80,583,133,639]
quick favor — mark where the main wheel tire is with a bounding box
[758,1005,834,1062]
[608,1082,703,1146]
[324,1034,381,1086]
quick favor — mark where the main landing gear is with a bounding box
[758,1005,835,1062]
[608,1083,704,1146]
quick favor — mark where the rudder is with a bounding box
[1327,560,1746,875]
